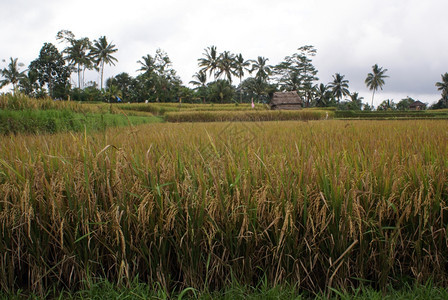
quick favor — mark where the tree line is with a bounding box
[1,30,448,109]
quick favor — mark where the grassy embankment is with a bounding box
[0,94,161,134]
[0,95,334,134]
[335,109,448,119]
[116,102,334,122]
[1,119,447,297]
[118,101,448,122]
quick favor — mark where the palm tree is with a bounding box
[113,72,133,101]
[198,45,219,79]
[91,36,118,90]
[328,73,350,103]
[18,69,40,97]
[365,64,388,108]
[349,92,364,110]
[349,92,364,102]
[104,78,122,103]
[377,99,396,111]
[234,53,251,102]
[244,77,269,102]
[190,71,207,102]
[215,51,236,83]
[189,70,207,87]
[0,57,26,93]
[63,37,92,89]
[314,83,332,107]
[137,54,156,74]
[154,49,173,76]
[280,70,302,91]
[209,79,234,103]
[234,54,251,84]
[250,56,272,82]
[435,73,448,106]
[302,82,315,107]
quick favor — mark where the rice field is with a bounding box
[116,102,269,115]
[0,119,447,296]
[164,109,332,122]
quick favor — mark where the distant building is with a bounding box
[409,100,426,111]
[270,91,303,110]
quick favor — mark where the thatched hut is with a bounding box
[409,100,426,111]
[270,91,303,110]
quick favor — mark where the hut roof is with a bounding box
[409,100,426,107]
[270,91,303,106]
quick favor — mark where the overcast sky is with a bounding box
[2,0,448,105]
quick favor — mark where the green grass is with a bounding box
[2,279,448,299]
[0,109,162,134]
[0,93,163,134]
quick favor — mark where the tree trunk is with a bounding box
[371,89,376,109]
[100,61,104,90]
[77,64,81,89]
[82,67,86,89]
[239,77,243,103]
[48,77,54,99]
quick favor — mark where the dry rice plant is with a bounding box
[0,120,447,295]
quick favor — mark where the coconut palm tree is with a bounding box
[137,54,156,75]
[234,53,251,102]
[63,37,92,89]
[234,53,251,83]
[365,64,388,108]
[0,57,26,93]
[154,48,173,76]
[348,92,364,110]
[314,83,332,107]
[215,51,236,83]
[279,70,302,92]
[328,73,350,103]
[435,73,448,106]
[18,69,40,97]
[250,56,272,82]
[104,78,122,103]
[349,92,364,103]
[198,45,219,79]
[190,70,207,102]
[209,79,234,103]
[302,82,315,107]
[189,70,207,88]
[241,77,270,102]
[91,36,118,90]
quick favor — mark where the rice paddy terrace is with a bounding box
[1,95,448,297]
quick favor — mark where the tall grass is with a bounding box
[0,109,160,134]
[165,109,333,122]
[335,110,448,119]
[0,94,161,134]
[116,102,268,116]
[0,120,447,296]
[0,93,87,112]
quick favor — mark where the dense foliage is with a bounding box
[1,30,447,110]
